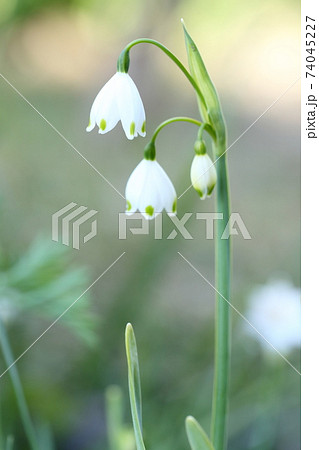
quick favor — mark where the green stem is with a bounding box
[150,117,212,144]
[0,320,39,450]
[211,142,231,450]
[197,123,206,141]
[144,117,206,160]
[118,39,207,108]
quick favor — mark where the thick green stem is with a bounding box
[211,144,231,450]
[0,320,39,450]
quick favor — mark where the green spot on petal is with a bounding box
[88,119,91,127]
[130,122,135,136]
[141,121,146,134]
[100,119,106,130]
[126,200,132,211]
[172,198,177,213]
[145,205,154,216]
[207,184,216,196]
[194,188,204,199]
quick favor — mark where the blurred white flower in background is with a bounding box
[245,279,301,354]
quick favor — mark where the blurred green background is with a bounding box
[0,0,300,449]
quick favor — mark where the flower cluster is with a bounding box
[87,71,217,219]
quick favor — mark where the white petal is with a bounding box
[96,94,120,134]
[116,73,146,140]
[133,87,146,137]
[127,78,145,138]
[136,165,162,218]
[86,74,120,133]
[125,159,149,212]
[86,121,95,132]
[152,161,176,214]
[191,154,216,198]
[124,159,176,220]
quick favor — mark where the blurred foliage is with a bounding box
[0,237,97,346]
[1,0,81,25]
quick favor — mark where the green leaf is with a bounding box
[185,416,215,450]
[125,323,146,450]
[182,20,226,150]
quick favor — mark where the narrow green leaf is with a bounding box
[185,416,215,450]
[125,323,146,450]
[182,20,226,150]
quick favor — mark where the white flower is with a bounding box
[190,153,217,199]
[245,280,301,354]
[86,72,146,140]
[125,159,177,220]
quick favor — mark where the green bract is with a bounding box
[117,48,130,73]
[143,141,156,161]
[182,21,226,151]
[194,139,207,155]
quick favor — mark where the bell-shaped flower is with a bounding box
[125,159,177,220]
[86,72,146,140]
[190,140,217,199]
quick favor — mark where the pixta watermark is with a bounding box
[119,212,251,240]
[52,202,98,249]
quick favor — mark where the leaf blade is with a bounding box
[185,416,215,450]
[125,323,146,450]
[182,21,226,150]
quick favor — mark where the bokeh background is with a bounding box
[0,0,300,449]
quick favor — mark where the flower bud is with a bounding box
[190,149,217,199]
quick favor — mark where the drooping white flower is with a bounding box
[86,72,146,140]
[125,159,177,220]
[190,152,217,199]
[245,280,301,354]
